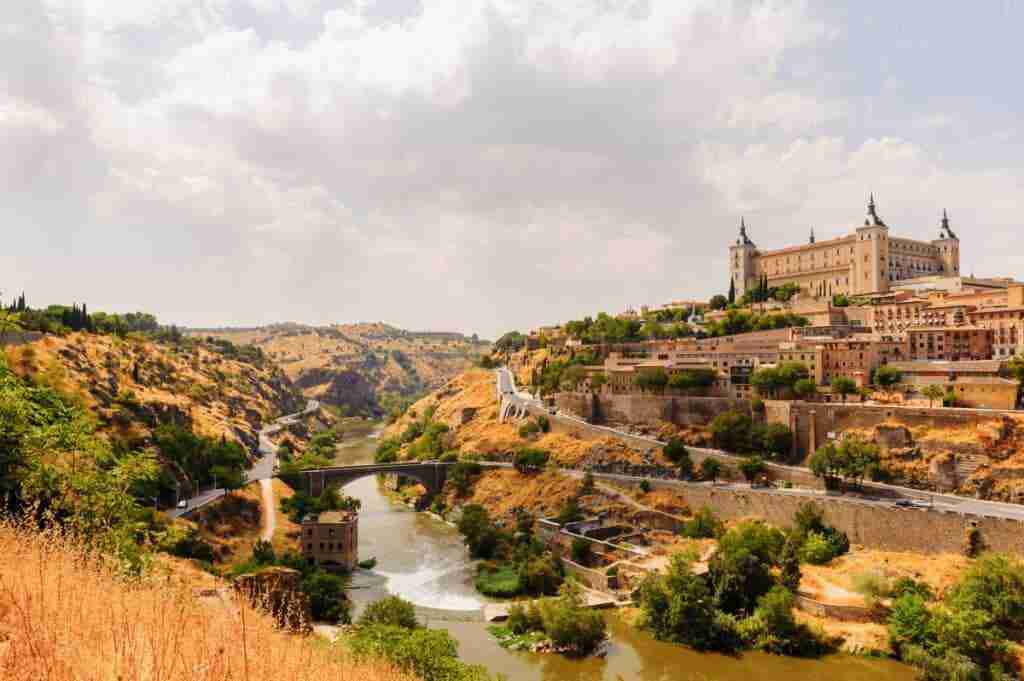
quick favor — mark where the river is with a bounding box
[333,428,915,681]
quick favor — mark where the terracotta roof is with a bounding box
[953,376,1017,386]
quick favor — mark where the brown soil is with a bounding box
[4,332,300,448]
[196,322,489,411]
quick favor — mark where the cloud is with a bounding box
[2,0,1022,338]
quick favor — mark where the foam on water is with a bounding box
[376,562,484,611]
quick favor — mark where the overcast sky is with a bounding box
[3,1,1023,339]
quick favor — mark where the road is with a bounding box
[494,369,1024,523]
[167,400,320,519]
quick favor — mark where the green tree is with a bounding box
[779,534,802,592]
[874,365,903,391]
[922,383,947,408]
[638,552,727,651]
[793,378,817,399]
[304,570,351,623]
[830,376,858,402]
[709,294,728,311]
[738,456,766,484]
[700,457,722,483]
[709,411,753,453]
[359,595,419,629]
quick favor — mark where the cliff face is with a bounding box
[3,332,304,452]
[193,322,489,416]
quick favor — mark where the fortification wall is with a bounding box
[773,402,1018,460]
[609,479,1024,555]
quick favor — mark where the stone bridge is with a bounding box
[294,461,453,502]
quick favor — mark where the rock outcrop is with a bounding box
[233,567,312,633]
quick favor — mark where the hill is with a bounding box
[191,322,490,417]
[3,331,304,453]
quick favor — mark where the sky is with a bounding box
[3,0,1023,339]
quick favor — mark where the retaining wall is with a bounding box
[607,478,1024,555]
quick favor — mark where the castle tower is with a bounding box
[853,194,890,294]
[932,209,960,275]
[729,218,758,298]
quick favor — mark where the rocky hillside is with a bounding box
[192,322,489,417]
[383,369,656,468]
[2,332,304,453]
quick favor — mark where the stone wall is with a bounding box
[556,393,751,428]
[773,401,1020,461]
[606,478,1024,556]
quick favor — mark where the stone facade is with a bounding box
[300,511,358,571]
[729,197,959,299]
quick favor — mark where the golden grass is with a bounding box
[0,524,417,681]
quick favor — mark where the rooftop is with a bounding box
[304,510,357,524]
[888,360,1003,374]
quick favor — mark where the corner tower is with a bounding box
[853,194,890,294]
[932,209,960,275]
[729,218,758,298]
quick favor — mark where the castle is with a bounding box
[729,196,960,299]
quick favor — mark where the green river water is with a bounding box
[332,429,915,681]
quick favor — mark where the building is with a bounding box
[729,197,960,299]
[905,327,993,362]
[301,511,358,571]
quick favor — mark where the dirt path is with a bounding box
[259,478,275,542]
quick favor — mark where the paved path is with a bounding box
[259,478,275,542]
[167,400,320,519]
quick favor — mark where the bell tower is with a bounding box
[729,217,758,298]
[932,209,960,275]
[853,194,890,294]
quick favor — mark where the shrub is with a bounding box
[680,507,723,539]
[570,537,592,566]
[709,412,753,453]
[518,421,540,438]
[538,583,607,655]
[852,571,891,607]
[303,571,351,623]
[554,497,584,525]
[519,556,564,596]
[700,457,722,482]
[536,415,551,433]
[347,624,492,681]
[891,576,934,601]
[800,532,835,565]
[359,595,418,629]
[639,479,651,493]
[738,455,766,483]
[456,505,503,559]
[513,448,549,474]
[475,563,522,598]
[663,438,689,465]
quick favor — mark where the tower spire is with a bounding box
[866,193,886,227]
[809,227,816,244]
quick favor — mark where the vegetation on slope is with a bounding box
[193,322,490,417]
[0,522,416,681]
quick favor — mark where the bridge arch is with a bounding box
[294,463,450,505]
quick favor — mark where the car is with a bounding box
[177,499,188,509]
[547,407,558,415]
[893,499,913,507]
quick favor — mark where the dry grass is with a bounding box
[0,523,416,681]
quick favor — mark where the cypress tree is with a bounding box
[728,278,736,304]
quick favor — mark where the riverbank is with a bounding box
[329,428,916,681]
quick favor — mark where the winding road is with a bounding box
[167,400,320,519]
[495,368,1024,523]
